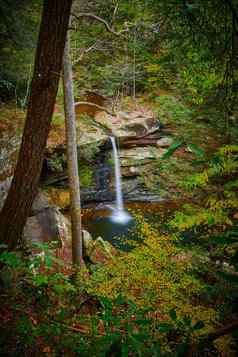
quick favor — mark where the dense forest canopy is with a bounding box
[0,0,41,100]
[1,0,238,109]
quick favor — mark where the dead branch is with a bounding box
[112,2,119,26]
[72,12,129,36]
[204,319,238,342]
[187,319,238,357]
[72,42,99,65]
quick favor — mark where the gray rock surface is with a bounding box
[156,136,173,148]
[23,206,70,247]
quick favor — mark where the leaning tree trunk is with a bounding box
[0,0,73,249]
[62,33,83,266]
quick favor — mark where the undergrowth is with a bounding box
[1,145,238,356]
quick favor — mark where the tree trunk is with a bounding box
[0,0,73,249]
[62,33,83,266]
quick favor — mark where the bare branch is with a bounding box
[112,2,119,26]
[72,42,99,65]
[72,12,129,36]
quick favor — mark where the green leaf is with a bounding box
[44,255,53,268]
[193,320,205,330]
[187,144,205,158]
[161,140,184,160]
[122,341,129,357]
[0,251,22,268]
[34,274,48,286]
[115,294,126,305]
[134,319,151,326]
[211,235,238,245]
[169,309,177,321]
[158,323,173,332]
[207,216,215,225]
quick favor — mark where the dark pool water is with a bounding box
[84,212,139,251]
[82,201,180,250]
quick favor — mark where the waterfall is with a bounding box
[110,136,124,211]
[110,137,131,223]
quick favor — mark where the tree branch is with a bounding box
[72,12,129,36]
[187,319,238,357]
[72,41,99,65]
[204,319,238,342]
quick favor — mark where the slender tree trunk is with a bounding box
[0,0,73,249]
[62,33,83,266]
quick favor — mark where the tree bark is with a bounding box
[62,33,83,266]
[0,0,73,249]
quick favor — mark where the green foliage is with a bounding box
[161,139,184,160]
[47,152,66,173]
[154,95,193,125]
[177,50,221,104]
[0,245,201,356]
[79,141,101,162]
[79,164,93,188]
[0,0,41,100]
[169,144,238,289]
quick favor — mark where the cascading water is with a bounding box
[110,136,131,223]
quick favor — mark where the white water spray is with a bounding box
[110,137,131,223]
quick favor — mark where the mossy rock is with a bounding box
[83,231,118,264]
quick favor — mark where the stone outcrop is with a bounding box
[83,230,118,264]
[23,191,71,250]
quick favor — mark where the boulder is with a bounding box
[31,191,51,215]
[23,206,71,248]
[82,231,117,264]
[93,107,160,139]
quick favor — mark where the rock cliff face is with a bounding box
[0,104,173,211]
[0,103,174,261]
[41,105,173,205]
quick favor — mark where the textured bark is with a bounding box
[62,34,83,266]
[0,0,73,249]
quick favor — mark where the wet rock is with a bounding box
[81,189,114,205]
[120,147,166,167]
[121,166,140,177]
[156,136,173,148]
[82,232,117,264]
